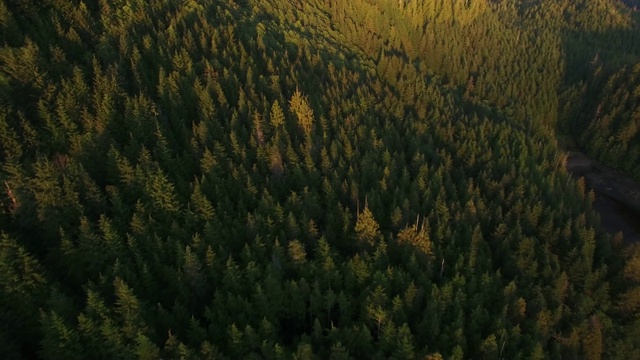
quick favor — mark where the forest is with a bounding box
[2,0,640,359]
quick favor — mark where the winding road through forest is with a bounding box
[565,151,640,243]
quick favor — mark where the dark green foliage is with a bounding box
[571,64,640,181]
[1,0,640,359]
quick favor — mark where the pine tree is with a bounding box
[289,88,314,137]
[0,234,47,358]
[397,218,432,256]
[355,204,381,250]
[270,100,286,129]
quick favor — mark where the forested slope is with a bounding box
[573,64,640,181]
[555,0,640,181]
[1,0,640,359]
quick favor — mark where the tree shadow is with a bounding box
[558,22,640,136]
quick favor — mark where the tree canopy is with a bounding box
[2,0,640,359]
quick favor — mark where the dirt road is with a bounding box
[565,151,640,243]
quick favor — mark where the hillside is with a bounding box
[1,0,640,359]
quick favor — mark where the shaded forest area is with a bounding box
[2,0,640,359]
[621,0,640,8]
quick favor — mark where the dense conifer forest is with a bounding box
[2,0,640,359]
